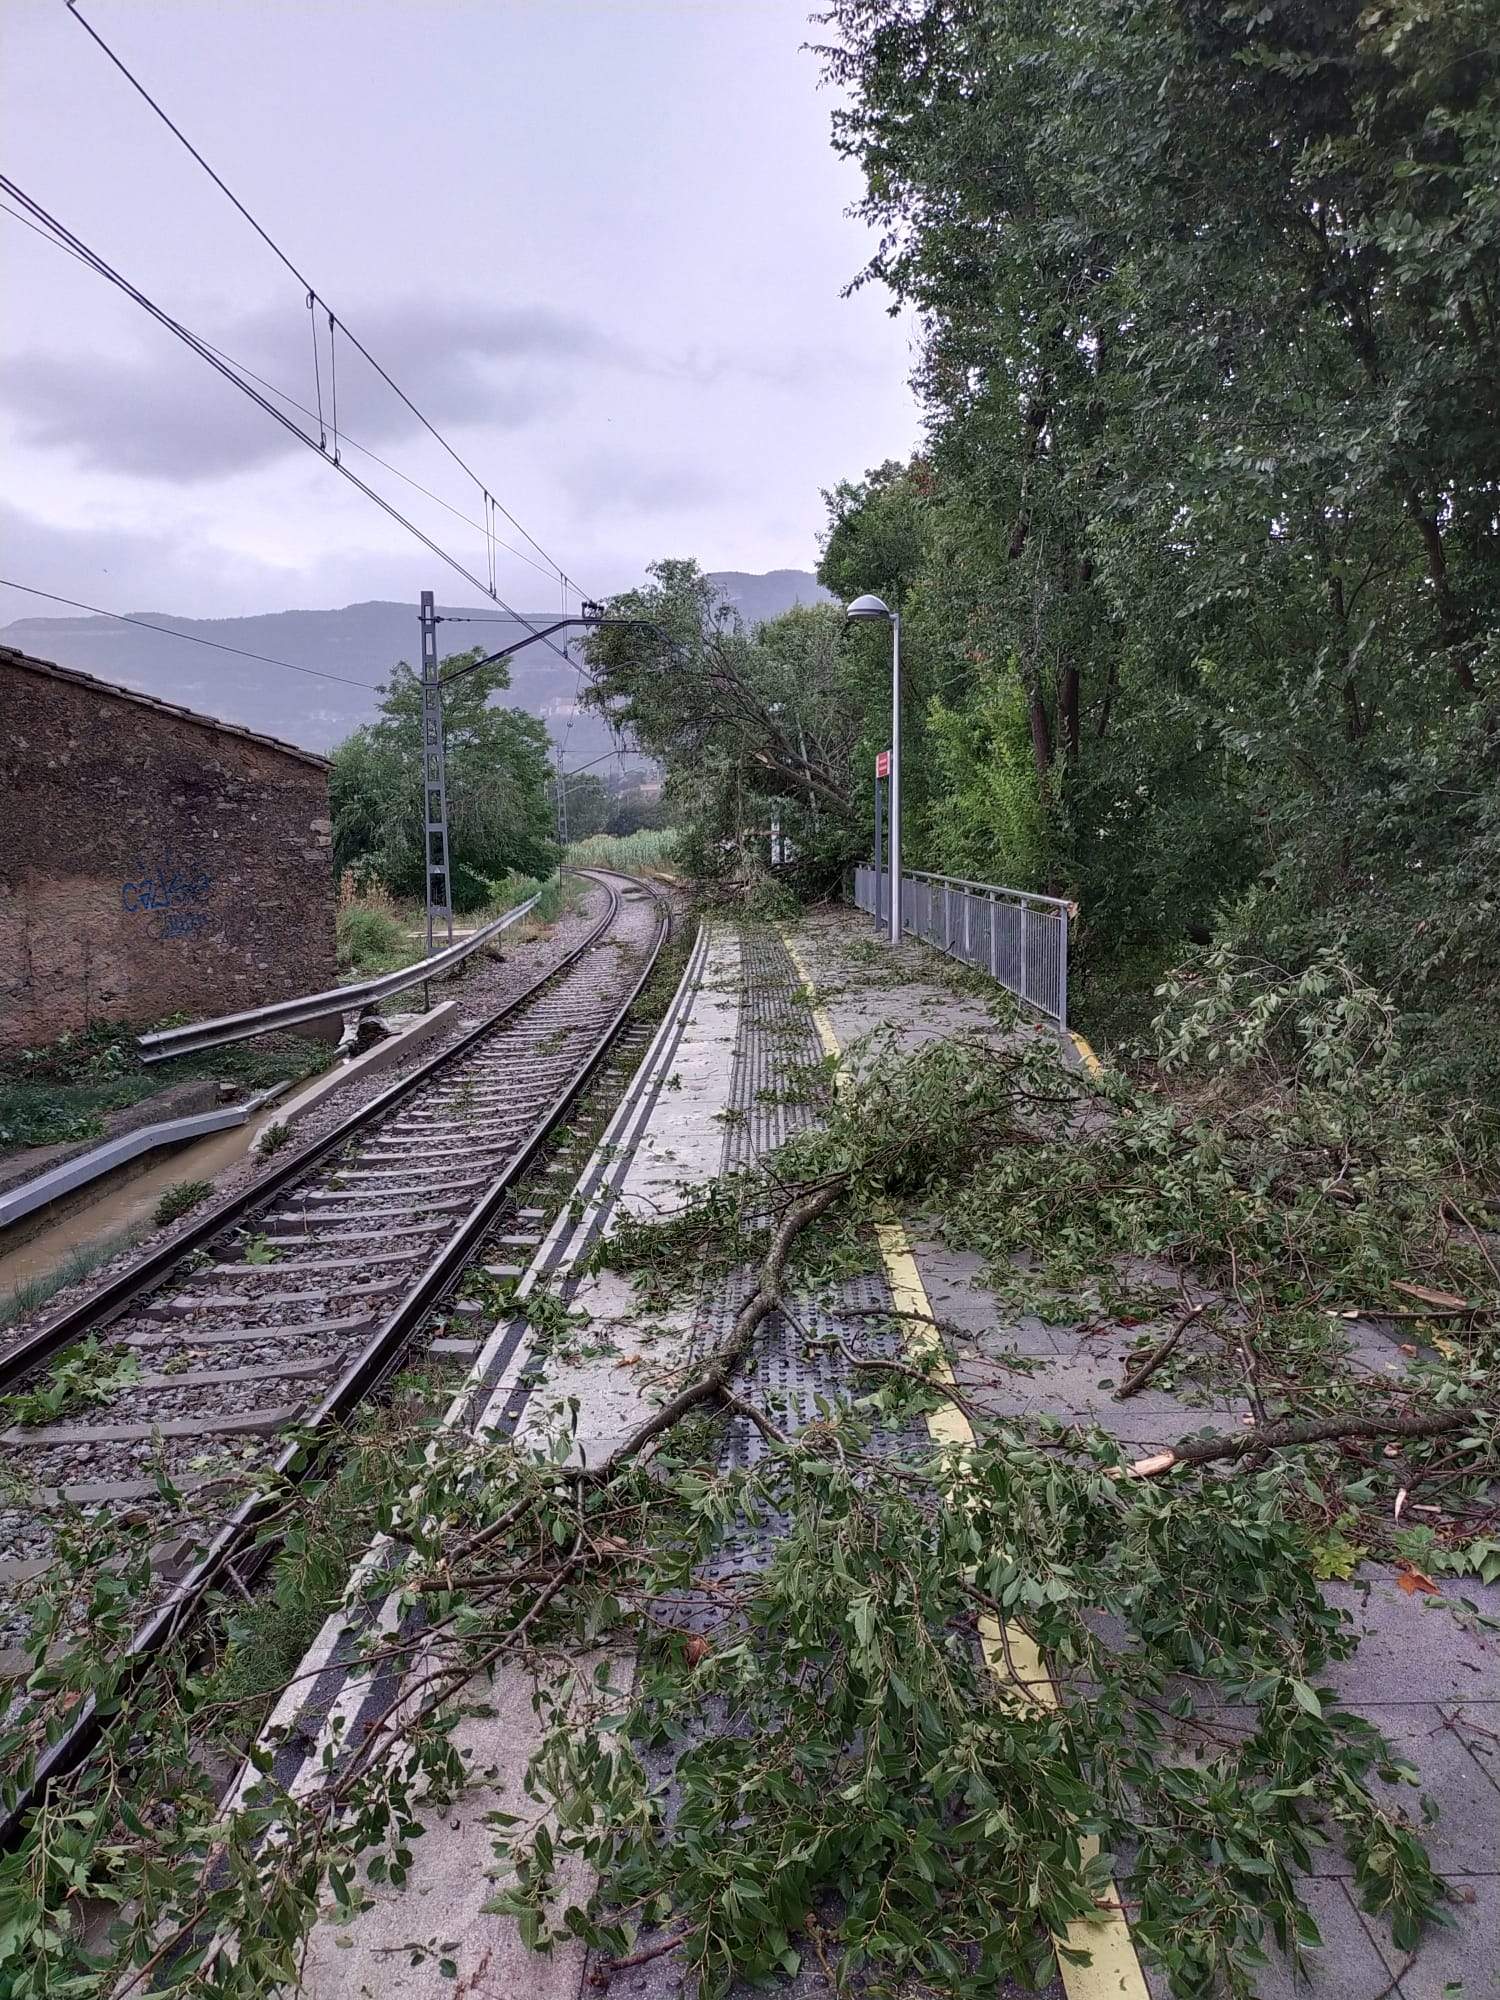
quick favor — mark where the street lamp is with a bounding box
[845,594,901,946]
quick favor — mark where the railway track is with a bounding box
[0,866,670,1844]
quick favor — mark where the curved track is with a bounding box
[0,866,669,1845]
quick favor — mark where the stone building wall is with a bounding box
[0,648,336,1054]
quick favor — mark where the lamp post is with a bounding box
[846,593,901,946]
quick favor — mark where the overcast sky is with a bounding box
[0,0,919,623]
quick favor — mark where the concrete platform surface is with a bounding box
[788,906,1500,2000]
[280,909,1495,2000]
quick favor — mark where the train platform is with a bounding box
[268,906,1496,2000]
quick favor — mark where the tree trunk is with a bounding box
[1026,675,1054,783]
[1058,661,1081,763]
[1401,480,1476,694]
[1007,397,1049,560]
[1095,656,1120,741]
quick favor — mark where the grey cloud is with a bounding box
[557,451,730,518]
[0,497,405,622]
[1,296,620,482]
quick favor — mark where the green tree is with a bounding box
[812,0,1500,1079]
[605,787,668,836]
[331,650,554,911]
[556,770,612,842]
[582,561,864,886]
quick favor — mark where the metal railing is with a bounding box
[137,891,542,1063]
[853,865,1071,1026]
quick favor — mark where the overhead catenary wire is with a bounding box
[0,578,384,691]
[64,0,586,602]
[557,743,641,782]
[0,196,569,591]
[0,171,582,665]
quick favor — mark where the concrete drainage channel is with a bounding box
[0,868,678,1849]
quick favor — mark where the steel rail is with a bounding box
[135,890,544,1063]
[1,873,615,1396]
[0,869,670,1849]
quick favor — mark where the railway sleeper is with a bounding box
[264,1192,476,1221]
[262,1215,451,1242]
[129,1355,338,1392]
[3,1405,300,1447]
[143,1275,406,1315]
[123,1314,378,1348]
[207,1249,421,1278]
[27,1470,234,1508]
[353,1136,523,1160]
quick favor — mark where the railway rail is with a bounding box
[0,866,670,1847]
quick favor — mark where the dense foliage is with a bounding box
[558,769,669,841]
[820,0,1500,1074]
[330,649,555,911]
[586,0,1500,1129]
[581,560,865,885]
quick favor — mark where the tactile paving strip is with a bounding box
[721,923,828,1169]
[611,927,1044,1999]
[664,926,910,1621]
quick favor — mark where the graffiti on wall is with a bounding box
[120,853,218,942]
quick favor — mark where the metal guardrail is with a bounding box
[854,864,1072,1026]
[136,891,542,1063]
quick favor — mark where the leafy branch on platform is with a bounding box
[3,962,1495,1999]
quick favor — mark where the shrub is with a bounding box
[153,1179,212,1227]
[336,898,414,972]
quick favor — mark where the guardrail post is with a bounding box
[1020,900,1030,1008]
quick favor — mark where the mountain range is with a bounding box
[1,569,832,761]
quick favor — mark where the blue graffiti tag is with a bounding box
[120,852,217,941]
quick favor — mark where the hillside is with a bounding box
[0,571,830,758]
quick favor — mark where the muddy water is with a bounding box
[0,1103,288,1298]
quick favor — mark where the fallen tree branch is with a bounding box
[584,1181,844,1481]
[1349,1306,1497,1322]
[1115,1305,1206,1400]
[607,1929,691,1971]
[1442,1196,1500,1288]
[1126,1407,1477,1479]
[834,1336,984,1425]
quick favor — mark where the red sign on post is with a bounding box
[875,750,891,779]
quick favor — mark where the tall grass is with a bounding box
[471,872,554,923]
[336,900,416,974]
[565,829,678,875]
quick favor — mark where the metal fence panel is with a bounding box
[852,865,1070,1026]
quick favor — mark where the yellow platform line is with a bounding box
[1069,1029,1104,1079]
[781,927,1149,2000]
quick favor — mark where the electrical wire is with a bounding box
[65,0,585,598]
[558,743,635,782]
[0,194,568,591]
[0,171,580,666]
[0,577,383,690]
